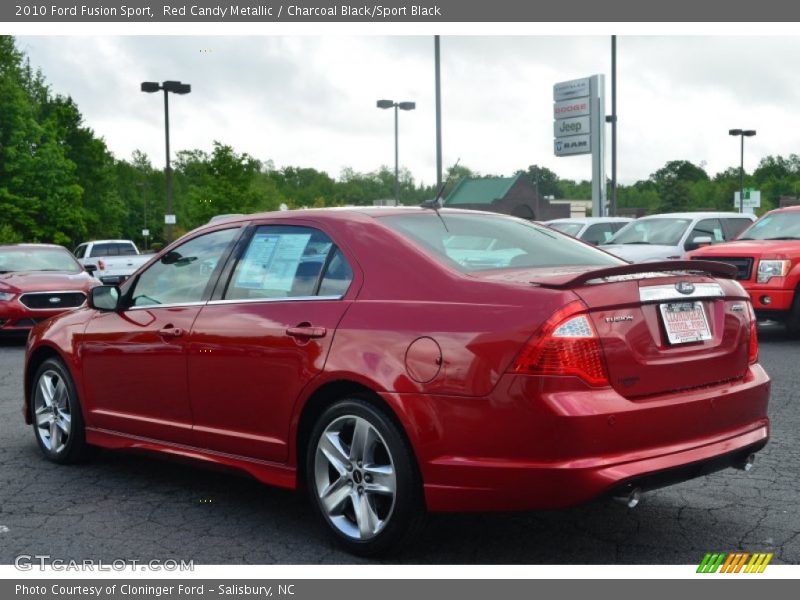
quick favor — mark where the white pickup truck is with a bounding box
[74,240,151,285]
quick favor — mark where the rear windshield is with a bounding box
[738,212,800,241]
[380,213,622,272]
[89,242,137,257]
[609,218,691,246]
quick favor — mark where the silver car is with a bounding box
[602,212,756,262]
[546,217,633,245]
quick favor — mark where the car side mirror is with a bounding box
[84,264,98,275]
[685,236,713,251]
[89,286,120,312]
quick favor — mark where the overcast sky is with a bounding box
[14,35,800,187]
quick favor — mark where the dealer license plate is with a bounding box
[659,301,712,344]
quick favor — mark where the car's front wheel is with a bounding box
[307,398,424,556]
[31,358,92,464]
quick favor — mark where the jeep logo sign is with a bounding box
[554,116,590,138]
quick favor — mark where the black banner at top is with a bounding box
[4,0,800,22]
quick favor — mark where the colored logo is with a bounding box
[675,281,695,295]
[697,552,773,573]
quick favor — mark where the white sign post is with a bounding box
[734,189,761,215]
[553,75,606,217]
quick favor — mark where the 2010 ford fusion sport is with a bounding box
[23,208,770,555]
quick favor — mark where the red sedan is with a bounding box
[23,208,770,555]
[1,244,98,337]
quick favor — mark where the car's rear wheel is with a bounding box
[32,358,92,464]
[307,398,424,556]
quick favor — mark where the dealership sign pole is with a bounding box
[553,75,606,216]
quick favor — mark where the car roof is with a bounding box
[767,205,800,213]
[0,243,68,250]
[546,217,633,224]
[207,206,519,225]
[83,239,136,244]
[637,212,755,220]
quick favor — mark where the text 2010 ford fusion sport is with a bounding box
[23,208,770,555]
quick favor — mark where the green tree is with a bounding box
[522,164,560,198]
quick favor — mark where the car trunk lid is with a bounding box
[478,261,752,398]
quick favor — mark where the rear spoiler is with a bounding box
[534,260,738,289]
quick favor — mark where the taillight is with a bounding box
[747,302,758,364]
[510,300,610,387]
[97,259,106,270]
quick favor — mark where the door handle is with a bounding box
[286,326,327,339]
[158,326,185,338]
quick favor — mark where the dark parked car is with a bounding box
[23,208,769,555]
[0,244,98,337]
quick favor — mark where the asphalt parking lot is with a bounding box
[0,326,798,565]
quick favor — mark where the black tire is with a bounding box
[306,396,425,556]
[31,358,93,464]
[786,289,800,336]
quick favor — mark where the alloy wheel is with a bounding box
[313,415,397,541]
[33,369,72,454]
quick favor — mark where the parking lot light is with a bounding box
[141,80,192,243]
[377,99,416,205]
[729,128,757,213]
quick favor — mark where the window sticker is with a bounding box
[234,232,312,291]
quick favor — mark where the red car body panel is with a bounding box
[23,209,771,512]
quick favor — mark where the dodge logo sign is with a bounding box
[675,282,695,295]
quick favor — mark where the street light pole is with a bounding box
[377,99,416,206]
[729,128,756,213]
[163,88,172,243]
[394,103,399,204]
[141,80,191,243]
[434,35,443,190]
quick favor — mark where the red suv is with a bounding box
[690,206,800,334]
[23,209,770,555]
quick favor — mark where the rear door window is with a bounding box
[224,225,352,300]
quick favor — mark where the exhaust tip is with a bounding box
[735,453,756,472]
[613,487,641,509]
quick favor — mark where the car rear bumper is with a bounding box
[391,364,770,512]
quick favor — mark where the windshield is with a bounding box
[738,212,800,240]
[380,213,622,272]
[609,218,692,246]
[547,222,584,237]
[0,247,82,274]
